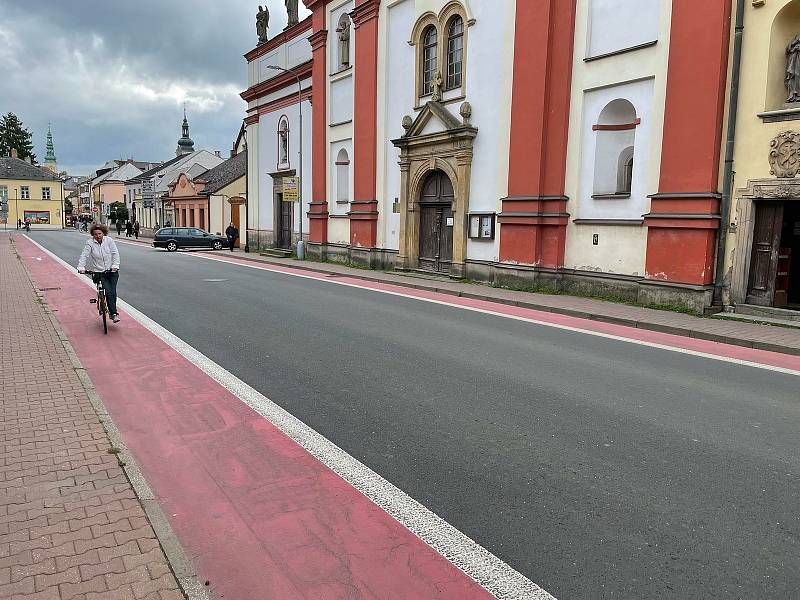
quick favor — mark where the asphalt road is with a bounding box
[30,230,800,599]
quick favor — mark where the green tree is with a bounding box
[64,198,74,214]
[0,113,37,164]
[108,201,128,223]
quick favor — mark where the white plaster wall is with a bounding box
[330,76,354,124]
[588,0,659,58]
[379,0,415,251]
[254,31,312,85]
[246,122,260,233]
[256,99,312,237]
[564,0,672,276]
[377,0,514,257]
[566,224,647,276]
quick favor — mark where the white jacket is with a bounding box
[78,236,120,272]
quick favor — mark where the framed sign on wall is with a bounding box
[468,213,495,240]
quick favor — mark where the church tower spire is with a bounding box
[176,104,195,156]
[44,124,58,174]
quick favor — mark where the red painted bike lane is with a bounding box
[17,236,495,599]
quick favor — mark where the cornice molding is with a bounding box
[351,0,381,29]
[308,29,328,52]
[240,60,312,102]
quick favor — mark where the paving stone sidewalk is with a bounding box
[0,235,184,600]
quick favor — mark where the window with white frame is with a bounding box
[20,186,30,199]
[42,187,51,200]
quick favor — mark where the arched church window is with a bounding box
[446,16,464,90]
[421,26,438,96]
[337,13,351,71]
[278,116,289,168]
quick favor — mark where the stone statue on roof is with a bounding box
[256,5,269,45]
[285,0,299,28]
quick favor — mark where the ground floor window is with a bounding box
[24,210,50,224]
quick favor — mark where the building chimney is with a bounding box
[24,156,31,164]
[10,148,18,159]
[214,151,221,158]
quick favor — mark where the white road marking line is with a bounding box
[179,250,800,378]
[26,235,556,599]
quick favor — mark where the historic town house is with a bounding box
[242,0,742,313]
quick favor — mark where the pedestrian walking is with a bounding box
[116,220,122,236]
[16,219,21,230]
[165,220,171,228]
[133,220,140,240]
[155,221,160,231]
[125,221,133,237]
[225,222,239,252]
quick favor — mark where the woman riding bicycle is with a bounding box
[77,223,121,323]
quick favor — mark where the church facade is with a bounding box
[718,0,800,317]
[244,0,735,311]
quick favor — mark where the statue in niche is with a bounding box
[279,119,289,165]
[256,6,269,45]
[431,72,444,102]
[337,15,351,68]
[786,35,800,103]
[285,0,299,28]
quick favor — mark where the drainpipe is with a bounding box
[713,0,745,309]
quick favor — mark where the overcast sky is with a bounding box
[0,0,310,176]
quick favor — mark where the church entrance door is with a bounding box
[418,171,454,273]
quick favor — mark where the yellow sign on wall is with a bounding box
[282,177,300,202]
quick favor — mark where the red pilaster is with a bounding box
[498,0,576,267]
[349,0,381,248]
[644,0,731,285]
[306,12,329,244]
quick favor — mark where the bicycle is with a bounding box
[85,270,111,334]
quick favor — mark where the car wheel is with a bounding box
[212,241,223,251]
[166,241,178,252]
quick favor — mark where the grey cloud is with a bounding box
[0,0,309,175]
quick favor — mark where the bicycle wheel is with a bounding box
[99,291,108,335]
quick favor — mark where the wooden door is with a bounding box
[747,202,784,306]
[279,196,293,249]
[417,171,454,273]
[230,203,241,247]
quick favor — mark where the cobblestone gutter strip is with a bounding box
[10,237,210,600]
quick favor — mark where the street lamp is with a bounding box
[266,64,304,259]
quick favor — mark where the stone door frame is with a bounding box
[731,177,800,304]
[392,101,477,278]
